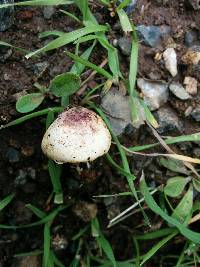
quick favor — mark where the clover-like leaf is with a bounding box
[16,93,45,113]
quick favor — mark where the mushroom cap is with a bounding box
[41,106,111,163]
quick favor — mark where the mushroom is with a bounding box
[41,106,111,163]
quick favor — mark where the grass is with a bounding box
[0,0,200,266]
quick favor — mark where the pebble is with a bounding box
[155,107,184,134]
[188,0,200,10]
[163,48,178,77]
[118,37,132,56]
[182,46,200,65]
[0,0,14,32]
[191,108,200,122]
[137,78,169,110]
[6,147,20,163]
[169,82,191,100]
[184,30,199,47]
[73,201,97,222]
[15,169,27,186]
[183,76,198,95]
[33,62,49,78]
[43,6,55,19]
[136,25,171,47]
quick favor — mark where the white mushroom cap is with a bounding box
[41,106,111,163]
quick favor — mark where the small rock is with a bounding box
[33,62,49,78]
[163,48,178,77]
[155,107,184,134]
[169,82,191,100]
[136,25,171,47]
[101,88,144,135]
[188,0,200,10]
[73,201,97,222]
[137,78,168,111]
[118,37,132,56]
[43,6,55,19]
[193,148,200,157]
[183,77,198,95]
[12,255,40,267]
[52,234,68,250]
[15,169,27,186]
[182,46,200,65]
[191,108,200,121]
[21,145,34,157]
[6,148,20,163]
[184,30,199,47]
[0,0,14,32]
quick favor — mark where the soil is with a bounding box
[0,1,200,266]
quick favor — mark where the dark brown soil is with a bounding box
[0,1,200,266]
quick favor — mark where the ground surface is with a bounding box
[0,1,200,266]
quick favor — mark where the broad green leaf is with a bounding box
[160,158,188,174]
[49,72,81,97]
[140,177,200,244]
[172,185,193,224]
[16,93,45,113]
[164,176,190,197]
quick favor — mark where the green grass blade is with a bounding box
[26,204,46,219]
[140,176,200,244]
[46,110,55,130]
[129,30,138,96]
[140,231,178,266]
[0,0,73,8]
[26,25,107,58]
[97,235,117,267]
[117,9,132,32]
[0,40,29,54]
[66,51,112,79]
[48,160,63,204]
[1,107,63,129]
[136,228,176,240]
[117,0,132,10]
[60,9,81,24]
[70,41,96,75]
[0,193,15,211]
[14,250,43,257]
[51,251,65,267]
[39,30,64,38]
[43,222,51,267]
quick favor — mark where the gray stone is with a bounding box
[188,0,200,10]
[33,61,49,78]
[136,25,171,47]
[118,37,131,56]
[15,170,27,186]
[6,147,20,163]
[155,107,184,134]
[137,78,169,111]
[191,108,200,122]
[169,82,191,100]
[0,0,14,32]
[184,30,199,47]
[43,6,55,19]
[101,88,144,135]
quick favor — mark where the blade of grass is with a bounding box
[66,51,112,79]
[70,41,96,75]
[136,228,177,240]
[51,251,65,267]
[1,107,63,129]
[39,30,64,38]
[0,0,73,8]
[0,193,15,211]
[46,110,55,130]
[0,41,29,54]
[140,174,200,244]
[26,25,107,58]
[140,230,178,266]
[26,204,46,219]
[48,160,63,204]
[60,9,81,24]
[117,9,132,33]
[43,222,51,267]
